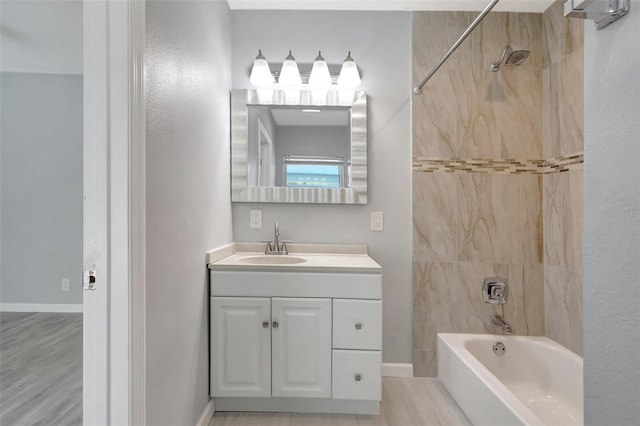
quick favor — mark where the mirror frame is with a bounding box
[230,89,367,204]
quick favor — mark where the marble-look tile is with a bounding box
[494,69,543,159]
[456,262,509,332]
[413,261,458,353]
[411,349,432,378]
[413,261,511,377]
[413,173,458,262]
[542,66,553,158]
[475,12,543,74]
[413,11,544,160]
[499,174,542,264]
[459,70,503,159]
[412,70,471,158]
[412,12,475,77]
[413,259,547,377]
[544,171,582,271]
[547,50,584,157]
[505,263,545,336]
[543,0,584,69]
[559,49,584,155]
[457,174,500,262]
[543,171,564,267]
[544,265,583,355]
[567,170,584,271]
[413,261,473,376]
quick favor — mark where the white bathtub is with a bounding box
[437,333,583,426]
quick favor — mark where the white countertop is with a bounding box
[207,243,382,273]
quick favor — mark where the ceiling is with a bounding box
[227,0,556,13]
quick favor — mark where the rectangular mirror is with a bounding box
[231,89,367,204]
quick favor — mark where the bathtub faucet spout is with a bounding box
[491,314,513,335]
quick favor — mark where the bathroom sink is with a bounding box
[238,255,307,265]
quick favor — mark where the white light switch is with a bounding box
[62,278,70,292]
[371,212,384,231]
[250,209,263,229]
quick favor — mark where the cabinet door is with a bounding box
[210,297,271,397]
[271,298,332,398]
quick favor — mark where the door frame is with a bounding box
[83,0,146,424]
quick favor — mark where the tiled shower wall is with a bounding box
[542,1,584,355]
[412,11,544,377]
[412,5,584,376]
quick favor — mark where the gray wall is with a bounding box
[0,0,82,75]
[0,0,83,306]
[274,125,350,186]
[231,11,412,363]
[0,72,83,305]
[145,1,232,424]
[583,5,640,425]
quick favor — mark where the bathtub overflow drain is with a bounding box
[493,342,506,356]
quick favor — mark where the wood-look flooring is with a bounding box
[209,377,471,426]
[0,312,82,426]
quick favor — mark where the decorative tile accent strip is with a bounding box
[412,152,583,175]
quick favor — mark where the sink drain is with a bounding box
[493,341,506,356]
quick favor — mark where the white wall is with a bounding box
[0,0,83,307]
[145,1,232,424]
[583,4,640,425]
[231,10,412,363]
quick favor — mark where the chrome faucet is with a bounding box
[490,314,513,335]
[262,221,289,255]
[274,221,280,253]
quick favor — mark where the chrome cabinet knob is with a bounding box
[272,321,279,328]
[355,322,363,330]
[354,374,362,382]
[262,321,269,328]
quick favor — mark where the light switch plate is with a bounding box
[250,209,262,229]
[371,212,384,231]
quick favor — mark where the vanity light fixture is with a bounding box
[249,49,275,86]
[247,50,362,88]
[337,51,361,88]
[278,50,302,86]
[308,51,332,87]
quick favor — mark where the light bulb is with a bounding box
[278,50,302,87]
[337,51,361,88]
[309,51,332,87]
[249,49,275,86]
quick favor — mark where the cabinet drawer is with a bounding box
[333,299,381,350]
[332,350,381,401]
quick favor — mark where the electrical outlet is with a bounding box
[371,211,384,231]
[62,278,70,292]
[250,209,262,229]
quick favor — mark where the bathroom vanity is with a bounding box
[207,243,382,414]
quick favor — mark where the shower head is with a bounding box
[489,44,531,72]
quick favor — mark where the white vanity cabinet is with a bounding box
[211,296,332,399]
[271,298,332,398]
[208,259,382,415]
[210,297,271,397]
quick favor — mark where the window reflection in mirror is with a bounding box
[247,105,351,189]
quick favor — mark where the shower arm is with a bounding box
[412,0,500,95]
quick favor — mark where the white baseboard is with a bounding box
[195,399,215,426]
[382,362,414,377]
[0,303,83,313]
